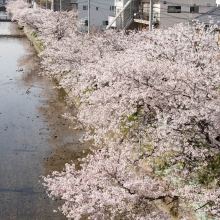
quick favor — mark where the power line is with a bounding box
[90,0,114,7]
[90,4,108,19]
[154,6,220,20]
[158,0,216,7]
[36,0,220,29]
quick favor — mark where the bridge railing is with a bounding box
[0,11,11,21]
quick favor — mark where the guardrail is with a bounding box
[0,17,11,21]
[0,12,11,21]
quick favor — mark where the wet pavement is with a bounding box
[0,21,87,219]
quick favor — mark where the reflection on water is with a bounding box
[37,83,92,173]
[0,22,89,219]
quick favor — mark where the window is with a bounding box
[110,6,115,11]
[85,20,88,26]
[103,21,108,25]
[83,5,88,10]
[190,6,199,13]
[168,6,181,13]
[96,7,98,10]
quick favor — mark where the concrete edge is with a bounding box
[21,24,81,109]
[23,26,44,54]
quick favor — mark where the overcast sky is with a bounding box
[217,0,220,4]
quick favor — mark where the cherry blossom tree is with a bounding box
[43,143,174,220]
[41,23,220,219]
[7,0,79,43]
[6,1,220,219]
[41,24,220,219]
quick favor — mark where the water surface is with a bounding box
[0,21,86,220]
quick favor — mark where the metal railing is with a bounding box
[0,11,11,21]
[114,10,159,30]
[118,13,134,30]
[133,11,159,23]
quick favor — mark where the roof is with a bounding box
[70,0,77,3]
[194,7,220,27]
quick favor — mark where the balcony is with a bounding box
[107,6,160,30]
[133,10,159,25]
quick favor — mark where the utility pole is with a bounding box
[149,0,153,30]
[33,0,36,9]
[88,0,90,34]
[60,0,62,11]
[46,0,48,9]
[51,0,54,11]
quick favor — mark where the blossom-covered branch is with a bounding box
[7,1,220,219]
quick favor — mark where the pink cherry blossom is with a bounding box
[7,1,220,219]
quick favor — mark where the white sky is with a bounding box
[217,0,220,4]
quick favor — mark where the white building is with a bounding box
[107,0,217,30]
[76,0,115,31]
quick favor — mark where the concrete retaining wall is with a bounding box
[23,26,44,54]
[22,24,80,109]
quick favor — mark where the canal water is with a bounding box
[0,22,86,219]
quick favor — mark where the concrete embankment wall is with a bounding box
[21,24,80,109]
[23,26,44,54]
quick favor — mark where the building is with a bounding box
[194,5,220,27]
[107,0,217,30]
[50,0,218,31]
[53,0,72,11]
[194,6,220,43]
[77,0,115,31]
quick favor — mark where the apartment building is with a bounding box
[107,0,217,30]
[51,0,115,31]
[51,0,217,30]
[77,0,115,31]
[195,5,220,27]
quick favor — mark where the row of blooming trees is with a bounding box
[7,1,220,219]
